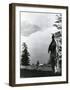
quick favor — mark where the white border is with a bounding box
[15,6,66,84]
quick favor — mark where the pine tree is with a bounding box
[36,60,39,69]
[53,14,62,73]
[21,42,30,66]
[53,14,62,30]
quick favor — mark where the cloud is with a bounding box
[21,13,57,37]
[21,26,58,64]
[21,21,41,36]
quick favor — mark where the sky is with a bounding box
[20,12,60,64]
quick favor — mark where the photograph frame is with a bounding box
[9,3,68,87]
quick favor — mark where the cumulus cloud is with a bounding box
[21,21,41,36]
[20,12,60,64]
[21,12,57,37]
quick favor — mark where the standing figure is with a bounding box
[48,34,56,73]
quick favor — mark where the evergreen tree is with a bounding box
[53,14,62,30]
[36,60,39,69]
[53,14,62,73]
[21,42,30,66]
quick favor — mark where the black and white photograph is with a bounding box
[9,3,68,86]
[20,12,62,78]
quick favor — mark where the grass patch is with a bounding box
[20,69,61,78]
